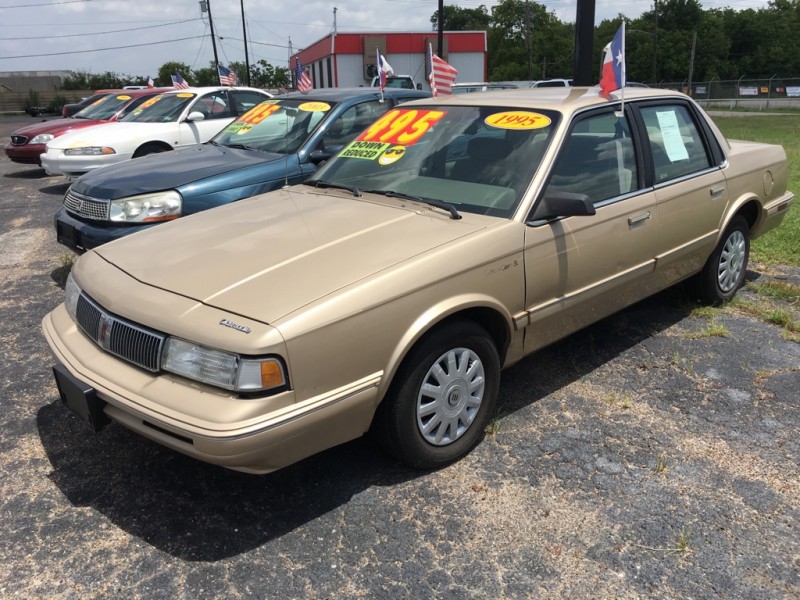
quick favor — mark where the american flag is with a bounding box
[426,44,458,96]
[171,72,189,89]
[218,65,239,86]
[295,59,312,93]
[147,76,154,88]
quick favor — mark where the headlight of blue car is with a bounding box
[109,190,182,223]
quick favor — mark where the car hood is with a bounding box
[92,186,486,324]
[72,144,279,199]
[11,117,107,138]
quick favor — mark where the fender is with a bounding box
[377,293,515,399]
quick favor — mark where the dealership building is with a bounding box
[289,31,487,91]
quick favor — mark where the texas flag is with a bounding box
[376,49,394,90]
[599,23,625,96]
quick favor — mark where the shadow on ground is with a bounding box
[36,283,704,562]
[3,168,48,179]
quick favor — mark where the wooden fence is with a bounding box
[0,90,94,114]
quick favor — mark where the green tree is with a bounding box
[249,60,290,88]
[431,5,490,30]
[157,62,192,87]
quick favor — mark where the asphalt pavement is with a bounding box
[1,115,798,599]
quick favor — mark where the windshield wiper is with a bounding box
[224,143,258,151]
[303,179,361,197]
[365,189,461,220]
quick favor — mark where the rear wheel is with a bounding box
[372,320,500,469]
[690,216,750,305]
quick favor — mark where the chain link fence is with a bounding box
[653,77,800,110]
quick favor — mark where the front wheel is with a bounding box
[690,215,750,305]
[372,320,501,469]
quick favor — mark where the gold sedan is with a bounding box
[43,88,794,473]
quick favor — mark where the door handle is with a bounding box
[628,211,651,226]
[710,185,726,198]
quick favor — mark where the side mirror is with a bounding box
[309,149,335,165]
[186,111,206,122]
[530,191,596,221]
[416,83,422,90]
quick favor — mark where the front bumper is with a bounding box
[42,304,382,474]
[41,147,128,177]
[54,206,156,253]
[4,142,45,165]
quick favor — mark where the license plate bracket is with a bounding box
[52,364,109,432]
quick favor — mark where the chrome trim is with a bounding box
[64,188,110,221]
[75,293,165,372]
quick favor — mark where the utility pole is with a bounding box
[525,1,533,80]
[573,0,595,86]
[653,0,659,83]
[240,0,251,85]
[200,0,221,82]
[437,0,444,56]
[687,30,697,95]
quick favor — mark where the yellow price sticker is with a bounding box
[484,111,552,130]
[298,101,331,112]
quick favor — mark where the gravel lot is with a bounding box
[1,115,798,599]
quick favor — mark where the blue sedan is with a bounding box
[55,87,429,252]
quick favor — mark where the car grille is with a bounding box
[10,135,28,145]
[75,293,165,372]
[64,189,110,221]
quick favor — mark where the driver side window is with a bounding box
[544,111,639,204]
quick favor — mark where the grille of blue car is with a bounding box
[75,293,165,372]
[64,189,109,221]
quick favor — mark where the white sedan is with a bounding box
[41,86,271,177]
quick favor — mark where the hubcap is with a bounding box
[416,347,485,446]
[717,230,747,293]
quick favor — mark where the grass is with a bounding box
[713,115,800,266]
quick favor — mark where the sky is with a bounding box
[0,0,771,80]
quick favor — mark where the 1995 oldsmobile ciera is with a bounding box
[42,88,794,474]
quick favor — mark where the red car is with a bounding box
[4,88,169,166]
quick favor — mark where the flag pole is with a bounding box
[619,22,626,117]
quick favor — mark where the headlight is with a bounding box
[30,133,55,144]
[64,271,81,321]
[64,147,116,156]
[162,337,287,393]
[109,190,182,223]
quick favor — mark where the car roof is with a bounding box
[157,86,271,96]
[110,87,172,97]
[402,86,688,115]
[279,87,430,101]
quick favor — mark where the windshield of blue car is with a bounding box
[212,99,336,154]
[120,93,196,123]
[308,105,560,219]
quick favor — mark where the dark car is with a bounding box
[55,87,430,252]
[61,91,117,118]
[5,89,170,166]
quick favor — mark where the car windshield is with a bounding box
[74,93,137,120]
[213,99,336,154]
[119,93,196,123]
[309,105,560,218]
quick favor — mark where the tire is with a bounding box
[690,215,750,305]
[133,144,170,158]
[372,320,501,469]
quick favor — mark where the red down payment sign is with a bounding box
[358,109,445,146]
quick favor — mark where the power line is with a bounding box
[0,18,199,40]
[3,35,204,59]
[1,0,91,7]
